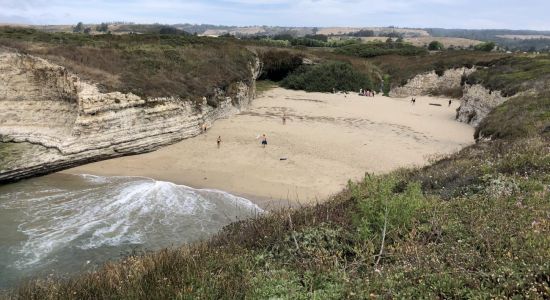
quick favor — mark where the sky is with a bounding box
[0,0,548,30]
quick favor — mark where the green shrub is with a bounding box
[352,176,426,258]
[428,40,445,51]
[280,61,373,92]
[335,41,428,58]
[382,74,391,96]
[475,41,496,52]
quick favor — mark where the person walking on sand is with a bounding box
[217,136,221,148]
[282,113,287,125]
[448,99,452,107]
[261,134,268,148]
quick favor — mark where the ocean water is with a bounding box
[0,173,262,289]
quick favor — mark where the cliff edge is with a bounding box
[0,48,260,182]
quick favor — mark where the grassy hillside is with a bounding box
[8,51,550,299]
[466,55,550,96]
[0,27,255,101]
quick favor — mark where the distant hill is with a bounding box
[10,23,550,51]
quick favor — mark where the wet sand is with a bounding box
[65,88,474,206]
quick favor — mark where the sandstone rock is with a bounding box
[387,66,513,129]
[390,67,475,98]
[456,84,507,127]
[0,48,260,182]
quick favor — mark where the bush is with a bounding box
[428,40,445,51]
[280,61,373,92]
[352,176,425,246]
[382,74,391,96]
[474,41,496,52]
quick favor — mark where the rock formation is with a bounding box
[390,67,475,98]
[455,84,508,127]
[0,48,260,182]
[388,67,511,129]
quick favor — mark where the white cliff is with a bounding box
[0,48,260,182]
[455,84,508,127]
[387,66,512,129]
[390,67,476,98]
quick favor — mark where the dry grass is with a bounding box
[0,27,256,100]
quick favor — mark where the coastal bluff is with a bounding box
[389,67,510,128]
[0,48,260,182]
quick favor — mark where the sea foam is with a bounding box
[0,174,262,269]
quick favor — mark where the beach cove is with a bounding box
[65,87,475,207]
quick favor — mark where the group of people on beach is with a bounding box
[359,89,375,97]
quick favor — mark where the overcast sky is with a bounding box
[0,0,548,30]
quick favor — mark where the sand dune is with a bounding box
[65,88,474,207]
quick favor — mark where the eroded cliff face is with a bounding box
[388,67,511,129]
[390,67,476,98]
[0,48,260,182]
[455,84,508,127]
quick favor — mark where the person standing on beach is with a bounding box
[448,99,452,107]
[282,113,287,125]
[217,136,221,148]
[261,134,268,148]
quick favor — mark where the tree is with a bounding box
[96,23,109,32]
[474,42,496,52]
[428,40,445,51]
[73,22,84,33]
[83,27,92,35]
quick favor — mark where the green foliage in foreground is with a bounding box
[280,61,374,92]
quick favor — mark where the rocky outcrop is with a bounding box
[387,66,512,129]
[455,84,508,127]
[0,48,260,182]
[390,67,476,98]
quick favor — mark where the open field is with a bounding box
[65,87,473,206]
[317,27,430,37]
[497,34,550,40]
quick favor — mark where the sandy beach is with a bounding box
[64,88,474,207]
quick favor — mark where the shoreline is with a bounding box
[64,88,475,207]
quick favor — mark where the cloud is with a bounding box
[0,0,548,29]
